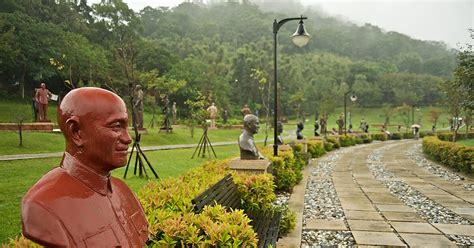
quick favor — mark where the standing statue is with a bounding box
[223,109,228,124]
[239,114,263,159]
[276,121,284,145]
[297,122,304,140]
[336,114,344,135]
[133,85,144,129]
[22,87,148,247]
[207,103,218,128]
[241,104,251,116]
[172,102,177,125]
[34,82,52,122]
[320,115,327,135]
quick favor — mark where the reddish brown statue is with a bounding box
[35,82,52,121]
[22,87,148,247]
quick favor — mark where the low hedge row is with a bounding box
[422,136,474,173]
[437,132,474,141]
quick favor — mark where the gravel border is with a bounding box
[367,144,474,246]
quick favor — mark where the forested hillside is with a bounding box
[0,0,457,118]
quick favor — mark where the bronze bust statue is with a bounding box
[21,87,148,247]
[239,114,262,160]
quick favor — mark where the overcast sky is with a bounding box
[93,0,473,48]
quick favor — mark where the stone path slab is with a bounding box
[351,231,406,247]
[433,223,474,236]
[390,222,441,234]
[305,219,348,231]
[399,233,456,247]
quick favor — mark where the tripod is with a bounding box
[159,114,173,133]
[191,126,217,158]
[123,85,159,179]
[123,133,159,179]
[148,108,157,128]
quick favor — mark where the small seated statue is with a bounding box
[297,122,304,140]
[239,114,263,160]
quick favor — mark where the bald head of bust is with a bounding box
[58,87,132,175]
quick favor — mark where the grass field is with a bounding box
[457,139,474,147]
[0,145,239,243]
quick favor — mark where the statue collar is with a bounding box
[61,152,111,196]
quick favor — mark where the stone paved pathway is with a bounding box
[279,140,474,248]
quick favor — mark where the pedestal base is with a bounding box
[295,139,308,153]
[229,158,271,174]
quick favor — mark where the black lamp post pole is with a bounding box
[273,17,307,157]
[344,91,349,136]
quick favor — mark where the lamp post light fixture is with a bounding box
[273,16,310,156]
[344,91,357,135]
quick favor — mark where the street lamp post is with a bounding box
[344,91,357,135]
[273,16,310,156]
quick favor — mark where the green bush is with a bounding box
[234,173,276,212]
[371,133,388,141]
[268,156,298,192]
[355,136,363,144]
[402,132,415,139]
[339,135,355,147]
[307,140,326,158]
[323,141,334,151]
[138,160,263,246]
[277,205,296,236]
[391,133,402,140]
[358,134,373,143]
[325,137,340,149]
[422,136,474,173]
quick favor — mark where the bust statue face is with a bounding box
[244,114,259,134]
[58,87,132,174]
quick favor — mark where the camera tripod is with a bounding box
[123,85,159,179]
[191,126,217,158]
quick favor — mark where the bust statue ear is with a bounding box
[65,117,83,148]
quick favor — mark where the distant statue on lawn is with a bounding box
[336,113,344,135]
[133,84,144,129]
[239,114,263,160]
[276,121,284,145]
[21,87,148,247]
[297,122,304,139]
[320,115,327,135]
[172,101,177,125]
[34,82,52,122]
[207,103,218,128]
[223,109,228,124]
[241,104,251,116]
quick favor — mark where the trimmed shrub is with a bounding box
[325,137,340,149]
[277,205,296,236]
[307,140,326,158]
[323,141,334,151]
[339,135,356,147]
[358,134,373,143]
[371,133,388,141]
[234,173,276,212]
[269,156,298,192]
[355,136,363,144]
[402,132,415,139]
[422,136,474,173]
[138,160,264,246]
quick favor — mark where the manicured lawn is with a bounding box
[457,139,474,147]
[0,126,250,155]
[0,145,239,244]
